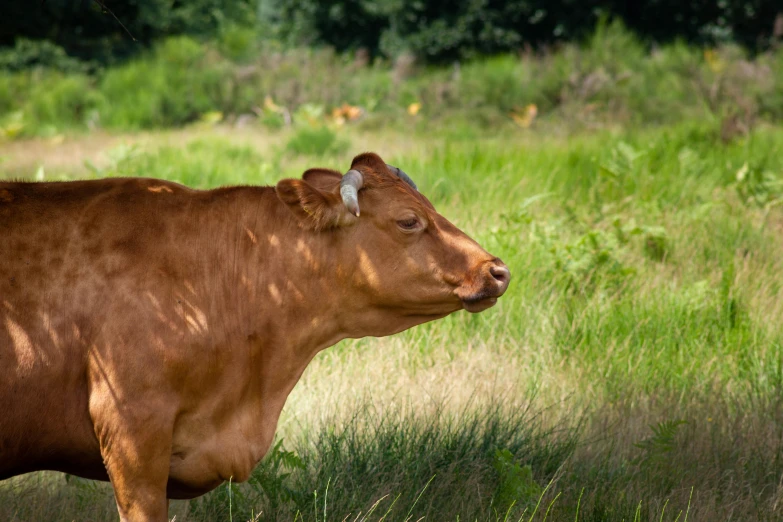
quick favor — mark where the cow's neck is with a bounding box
[196,186,355,456]
[250,188,350,352]
[201,185,349,347]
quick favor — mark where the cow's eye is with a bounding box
[397,217,421,231]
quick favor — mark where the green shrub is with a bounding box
[760,47,783,119]
[26,73,101,129]
[217,24,259,62]
[0,70,101,136]
[0,71,32,115]
[0,39,88,73]
[458,56,537,112]
[285,125,349,157]
[98,36,231,129]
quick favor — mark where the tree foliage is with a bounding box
[264,0,782,61]
[0,0,255,67]
[0,0,781,66]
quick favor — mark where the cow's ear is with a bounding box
[276,179,354,230]
[302,168,342,191]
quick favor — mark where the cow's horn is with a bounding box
[387,164,418,191]
[340,169,364,217]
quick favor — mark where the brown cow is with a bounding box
[0,152,510,521]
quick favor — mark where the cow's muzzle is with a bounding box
[460,259,511,313]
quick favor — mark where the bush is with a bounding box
[759,48,783,119]
[0,71,31,115]
[26,73,101,130]
[0,70,101,136]
[0,38,88,73]
[98,36,232,129]
[285,125,349,157]
[217,23,259,62]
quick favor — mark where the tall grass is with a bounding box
[2,116,782,519]
[2,24,783,516]
[3,397,782,521]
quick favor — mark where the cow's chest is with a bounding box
[166,398,279,497]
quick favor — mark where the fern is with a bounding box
[633,419,687,468]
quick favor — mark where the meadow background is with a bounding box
[2,1,783,520]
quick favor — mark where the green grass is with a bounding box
[1,117,782,520]
[2,25,783,517]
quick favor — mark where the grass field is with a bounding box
[1,115,783,521]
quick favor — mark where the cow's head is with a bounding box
[276,153,510,334]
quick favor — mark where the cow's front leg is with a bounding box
[105,434,171,522]
[90,389,175,522]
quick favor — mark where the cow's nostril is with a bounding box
[489,265,510,285]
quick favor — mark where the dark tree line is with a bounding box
[0,0,254,67]
[0,0,780,68]
[269,0,782,61]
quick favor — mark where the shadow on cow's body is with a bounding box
[0,153,510,521]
